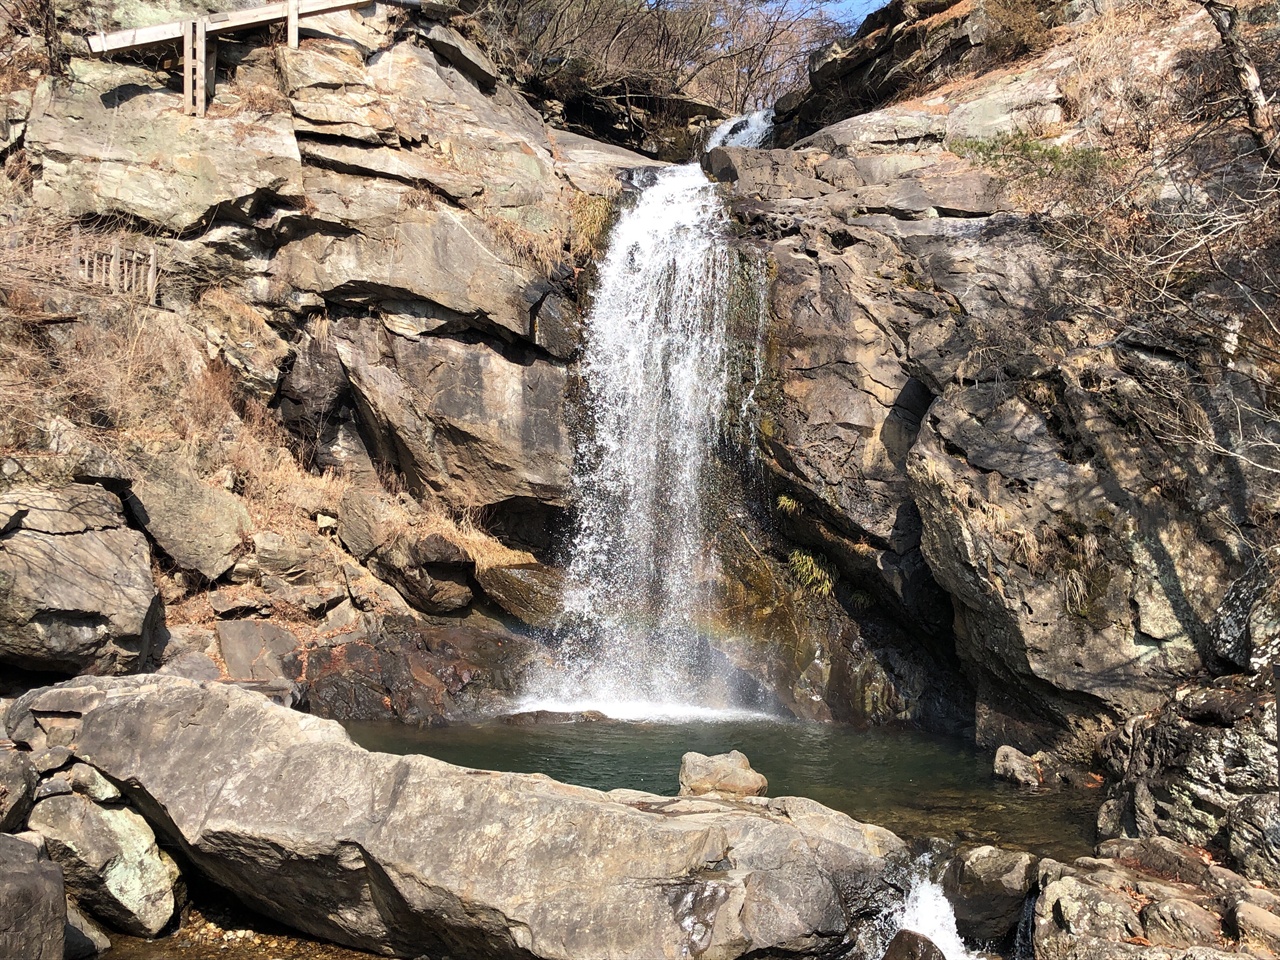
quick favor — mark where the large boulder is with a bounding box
[1032,837,1272,960]
[678,751,769,798]
[940,845,1037,943]
[123,452,252,581]
[0,834,66,960]
[0,483,161,675]
[27,792,179,937]
[334,318,571,513]
[9,676,913,960]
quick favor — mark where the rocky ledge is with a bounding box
[5,675,912,960]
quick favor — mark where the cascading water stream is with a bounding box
[520,116,771,720]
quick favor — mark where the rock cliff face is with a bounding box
[710,0,1277,761]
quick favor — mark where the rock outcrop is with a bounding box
[1098,677,1277,871]
[1032,836,1280,959]
[715,1,1260,759]
[8,676,913,960]
[0,484,161,675]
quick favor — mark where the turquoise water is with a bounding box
[345,718,1098,861]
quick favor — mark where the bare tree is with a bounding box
[1196,0,1279,168]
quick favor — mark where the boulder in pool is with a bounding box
[679,749,769,798]
[7,676,911,960]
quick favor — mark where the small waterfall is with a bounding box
[522,116,770,720]
[885,874,981,960]
[706,108,775,150]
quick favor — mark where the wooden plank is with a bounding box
[88,21,185,55]
[206,36,218,101]
[288,0,299,48]
[182,19,194,114]
[88,0,370,54]
[195,18,207,118]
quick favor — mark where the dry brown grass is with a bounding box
[569,190,616,262]
[208,82,292,118]
[482,212,568,275]
[384,503,535,572]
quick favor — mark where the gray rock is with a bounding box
[26,60,302,231]
[67,764,121,804]
[0,484,160,675]
[1228,793,1280,887]
[334,323,571,513]
[0,833,65,960]
[1098,680,1276,853]
[993,745,1042,788]
[474,563,563,628]
[35,779,74,800]
[10,675,911,960]
[941,844,1036,942]
[156,651,223,682]
[27,792,178,938]
[1234,901,1280,954]
[0,748,37,831]
[32,746,73,774]
[678,750,768,798]
[64,899,111,959]
[882,929,945,960]
[1140,897,1221,948]
[425,24,498,91]
[124,452,252,581]
[215,621,298,681]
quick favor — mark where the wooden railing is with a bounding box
[69,229,160,304]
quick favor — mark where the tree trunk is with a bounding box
[1199,0,1280,168]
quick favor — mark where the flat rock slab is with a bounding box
[10,676,911,960]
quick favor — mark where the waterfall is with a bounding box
[520,116,770,720]
[886,874,982,960]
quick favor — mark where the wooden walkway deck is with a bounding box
[87,0,375,116]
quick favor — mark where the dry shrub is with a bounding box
[402,507,535,572]
[569,190,616,262]
[984,0,1051,59]
[208,82,291,118]
[483,212,567,274]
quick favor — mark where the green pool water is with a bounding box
[344,718,1099,862]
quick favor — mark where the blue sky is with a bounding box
[821,0,884,29]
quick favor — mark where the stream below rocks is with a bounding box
[345,718,1099,863]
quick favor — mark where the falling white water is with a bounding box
[889,877,981,960]
[706,108,775,150]
[520,115,771,720]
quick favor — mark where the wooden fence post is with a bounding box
[182,20,195,115]
[288,0,299,48]
[148,247,158,305]
[69,225,81,279]
[109,241,120,291]
[195,18,208,117]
